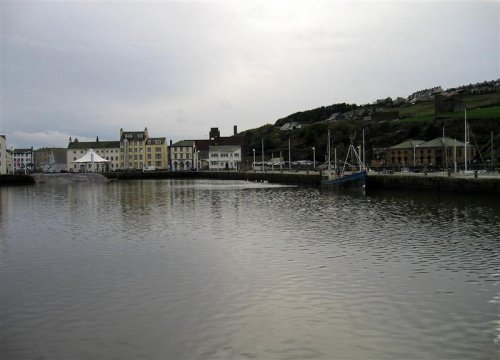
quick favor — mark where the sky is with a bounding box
[1,0,499,149]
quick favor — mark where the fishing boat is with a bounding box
[321,132,367,189]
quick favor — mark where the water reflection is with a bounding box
[0,180,499,359]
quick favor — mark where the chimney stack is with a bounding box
[234,125,237,136]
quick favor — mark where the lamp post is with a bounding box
[197,150,200,171]
[252,148,255,172]
[413,144,419,166]
[312,147,315,169]
[261,139,264,172]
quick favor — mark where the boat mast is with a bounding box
[327,130,331,169]
[362,129,365,171]
[464,108,467,172]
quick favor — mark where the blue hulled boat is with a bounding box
[321,133,367,189]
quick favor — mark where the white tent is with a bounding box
[72,149,109,172]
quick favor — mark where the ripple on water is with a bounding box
[1,181,499,359]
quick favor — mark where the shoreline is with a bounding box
[2,171,500,195]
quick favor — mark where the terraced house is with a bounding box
[169,140,196,170]
[120,128,168,170]
[13,147,34,173]
[145,137,168,169]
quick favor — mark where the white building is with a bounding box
[209,145,241,170]
[280,122,302,131]
[0,135,6,174]
[67,138,120,172]
[13,147,34,173]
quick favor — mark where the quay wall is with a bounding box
[0,174,36,186]
[107,170,321,186]
[367,173,500,195]
[2,171,498,195]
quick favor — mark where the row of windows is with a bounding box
[210,153,240,158]
[119,154,166,160]
[173,154,191,160]
[171,147,192,152]
[392,149,472,157]
[210,161,239,166]
[72,149,119,154]
[122,140,164,147]
[119,147,165,152]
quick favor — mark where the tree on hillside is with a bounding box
[424,124,441,140]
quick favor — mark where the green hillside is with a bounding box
[239,86,500,166]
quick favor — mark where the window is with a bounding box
[147,148,151,152]
[155,147,161,152]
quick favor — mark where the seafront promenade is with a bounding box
[2,170,500,194]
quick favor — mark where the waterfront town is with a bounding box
[1,79,499,175]
[0,125,484,175]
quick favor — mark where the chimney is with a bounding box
[170,139,172,146]
[234,125,237,136]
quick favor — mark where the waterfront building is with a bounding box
[169,140,196,171]
[208,145,241,170]
[13,147,34,173]
[145,137,168,170]
[388,139,425,166]
[388,137,472,168]
[0,135,6,174]
[120,128,168,170]
[36,148,68,172]
[192,126,246,170]
[68,138,120,172]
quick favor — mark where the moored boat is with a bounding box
[321,132,367,189]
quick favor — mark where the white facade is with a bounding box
[208,145,241,170]
[13,148,34,173]
[0,135,6,174]
[67,140,120,172]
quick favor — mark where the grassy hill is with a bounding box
[238,90,500,165]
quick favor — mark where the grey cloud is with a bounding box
[1,1,499,149]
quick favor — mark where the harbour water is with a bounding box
[1,179,499,359]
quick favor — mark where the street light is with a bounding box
[252,148,255,172]
[197,150,200,171]
[413,144,419,166]
[312,147,315,169]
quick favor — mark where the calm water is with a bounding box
[1,179,499,359]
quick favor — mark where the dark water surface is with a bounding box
[1,179,499,359]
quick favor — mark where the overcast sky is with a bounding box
[1,0,498,149]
